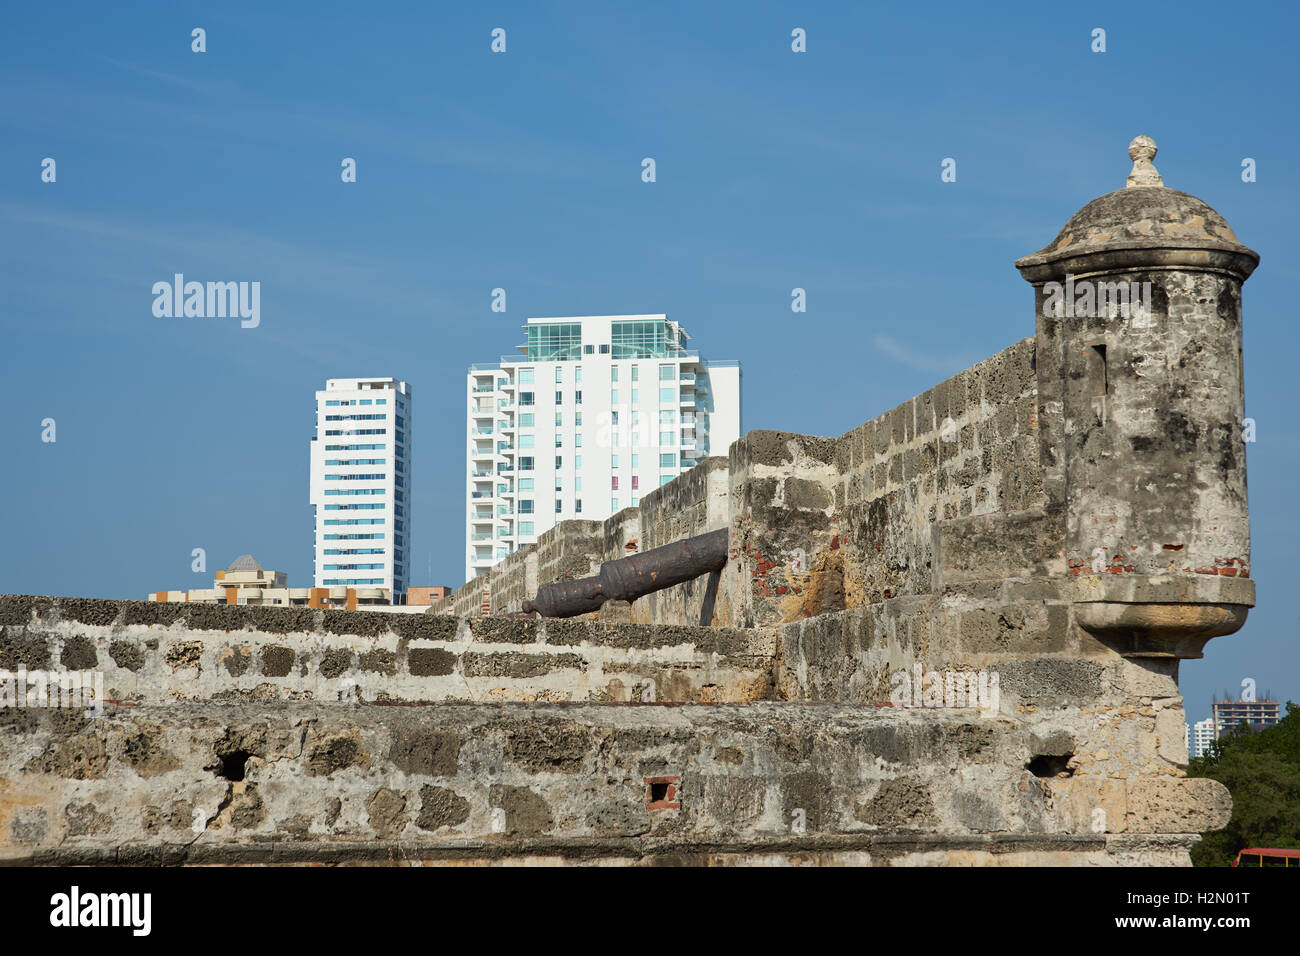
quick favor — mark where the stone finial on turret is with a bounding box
[1125,135,1163,188]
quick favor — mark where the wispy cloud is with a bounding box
[872,333,978,376]
[103,57,229,94]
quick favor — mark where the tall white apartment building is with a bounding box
[309,377,411,598]
[1191,718,1216,759]
[465,315,740,582]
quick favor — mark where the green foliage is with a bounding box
[1188,702,1300,866]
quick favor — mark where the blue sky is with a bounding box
[1,1,1296,721]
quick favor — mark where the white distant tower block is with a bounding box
[465,315,741,583]
[310,377,412,601]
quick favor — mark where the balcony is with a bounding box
[497,465,513,475]
[499,420,514,432]
[678,393,695,406]
[471,533,492,541]
[470,491,490,499]
[679,372,696,385]
[680,436,697,450]
[497,442,515,453]
[472,386,495,394]
[499,486,515,497]
[471,469,493,478]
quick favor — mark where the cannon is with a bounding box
[521,528,729,618]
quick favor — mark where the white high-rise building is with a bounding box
[310,377,411,598]
[1191,718,1216,758]
[465,315,740,582]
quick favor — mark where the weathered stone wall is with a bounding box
[0,591,1225,865]
[717,339,1042,630]
[0,597,773,706]
[0,695,1221,866]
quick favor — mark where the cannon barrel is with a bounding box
[521,528,729,618]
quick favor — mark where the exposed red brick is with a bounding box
[644,775,681,811]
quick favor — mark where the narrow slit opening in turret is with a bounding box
[1090,344,1108,397]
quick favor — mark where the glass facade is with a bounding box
[527,322,583,360]
[612,319,681,358]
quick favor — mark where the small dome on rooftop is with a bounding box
[226,554,263,572]
[1016,136,1257,279]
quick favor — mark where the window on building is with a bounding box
[611,389,619,404]
[631,366,639,382]
[611,410,619,425]
[519,478,534,491]
[520,521,534,535]
[555,411,562,426]
[612,476,619,490]
[611,367,619,382]
[611,454,619,468]
[519,499,534,514]
[660,453,676,468]
[659,475,673,486]
[659,431,674,446]
[632,476,640,490]
[575,411,582,426]
[583,345,594,354]
[555,367,563,383]
[612,431,620,446]
[631,389,639,403]
[555,499,562,513]
[660,410,675,424]
[519,434,535,449]
[555,455,562,469]
[611,497,619,510]
[555,390,562,404]
[575,434,583,448]
[575,455,582,468]
[575,390,583,404]
[519,457,534,471]
[660,365,675,381]
[576,367,583,383]
[575,477,582,491]
[519,369,535,384]
[631,454,639,467]
[659,388,675,403]
[555,476,562,490]
[576,499,582,513]
[520,392,535,406]
[555,435,562,447]
[599,344,611,354]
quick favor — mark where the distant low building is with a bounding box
[407,586,451,606]
[1212,698,1281,738]
[148,553,397,609]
